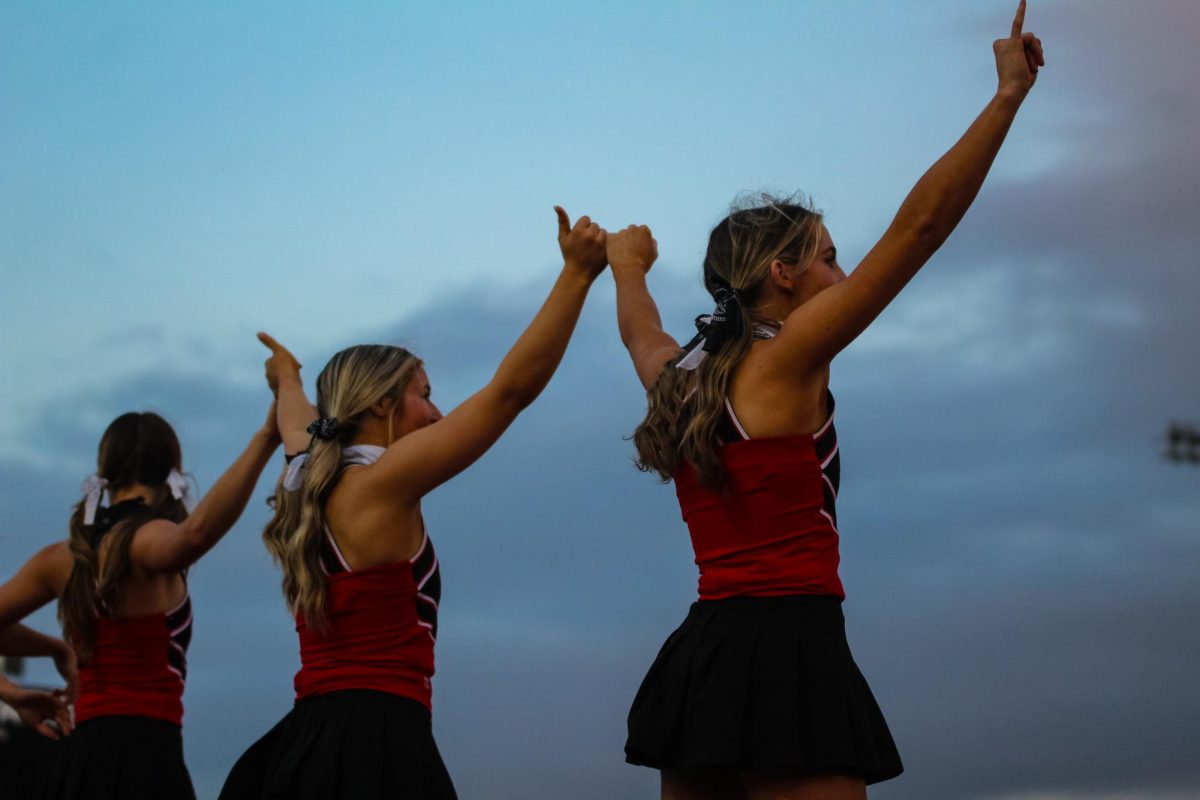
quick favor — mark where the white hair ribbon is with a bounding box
[81,474,109,526]
[675,320,780,372]
[282,445,385,493]
[167,469,198,513]
[675,315,715,371]
[283,453,309,492]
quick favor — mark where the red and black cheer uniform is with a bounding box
[220,445,458,800]
[44,500,198,800]
[626,391,904,784]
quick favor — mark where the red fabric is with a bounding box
[294,561,435,710]
[675,434,845,601]
[75,614,184,726]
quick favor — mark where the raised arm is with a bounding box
[361,207,608,501]
[128,403,282,574]
[258,332,318,455]
[609,225,681,390]
[773,0,1044,372]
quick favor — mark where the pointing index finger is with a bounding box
[257,331,281,353]
[1011,0,1026,37]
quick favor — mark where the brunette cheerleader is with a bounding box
[0,406,280,799]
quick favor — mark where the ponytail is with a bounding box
[632,194,825,489]
[262,344,419,630]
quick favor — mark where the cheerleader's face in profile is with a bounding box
[389,366,442,441]
[780,225,845,311]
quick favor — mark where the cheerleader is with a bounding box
[610,5,1042,798]
[219,208,608,800]
[0,407,281,799]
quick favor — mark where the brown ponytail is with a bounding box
[59,412,188,661]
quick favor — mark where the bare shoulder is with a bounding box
[28,541,74,592]
[326,467,425,565]
[730,341,831,436]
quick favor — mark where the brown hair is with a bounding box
[60,412,189,661]
[633,194,825,487]
[262,344,421,630]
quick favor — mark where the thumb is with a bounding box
[554,206,570,238]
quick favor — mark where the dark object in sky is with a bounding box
[1165,422,1200,464]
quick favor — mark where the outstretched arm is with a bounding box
[609,225,681,390]
[772,0,1044,374]
[362,207,609,502]
[129,402,282,574]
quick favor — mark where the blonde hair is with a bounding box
[263,344,421,629]
[633,194,825,487]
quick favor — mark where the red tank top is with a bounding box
[293,529,442,710]
[74,593,193,726]
[674,393,844,601]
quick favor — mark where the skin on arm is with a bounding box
[353,207,609,505]
[767,0,1044,377]
[258,332,319,455]
[608,224,681,390]
[0,674,73,739]
[0,623,76,700]
[127,402,282,575]
[0,544,77,720]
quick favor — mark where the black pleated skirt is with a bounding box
[219,689,457,800]
[626,595,903,785]
[42,715,196,800]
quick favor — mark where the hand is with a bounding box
[555,207,608,281]
[257,332,303,396]
[4,685,73,739]
[994,0,1044,98]
[606,224,658,277]
[52,640,78,703]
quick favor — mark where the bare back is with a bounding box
[98,534,187,618]
[726,339,832,438]
[324,465,426,569]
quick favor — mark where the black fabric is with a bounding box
[42,715,196,800]
[89,498,150,545]
[219,690,457,800]
[625,595,903,785]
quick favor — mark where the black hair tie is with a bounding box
[307,417,340,441]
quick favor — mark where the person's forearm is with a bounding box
[0,624,64,658]
[490,266,594,408]
[893,90,1024,251]
[178,428,278,553]
[0,674,19,705]
[613,269,666,351]
[276,373,318,454]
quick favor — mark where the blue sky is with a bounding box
[2,1,1199,798]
